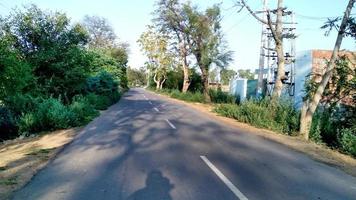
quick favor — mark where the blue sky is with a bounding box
[0,0,354,71]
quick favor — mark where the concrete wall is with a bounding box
[229,78,247,101]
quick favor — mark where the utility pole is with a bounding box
[256,0,268,97]
[256,1,296,97]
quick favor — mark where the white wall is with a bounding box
[229,78,247,101]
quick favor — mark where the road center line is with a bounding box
[200,156,248,200]
[142,94,148,100]
[154,107,159,112]
[165,119,176,129]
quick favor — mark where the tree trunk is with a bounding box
[153,73,160,90]
[271,0,285,99]
[201,69,211,103]
[180,41,190,93]
[300,0,354,140]
[160,78,166,90]
[146,71,151,88]
[182,62,190,93]
[300,100,313,140]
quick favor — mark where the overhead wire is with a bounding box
[295,13,356,21]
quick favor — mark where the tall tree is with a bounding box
[1,4,91,100]
[138,26,175,90]
[82,15,117,49]
[82,15,129,89]
[127,66,147,87]
[220,69,237,85]
[237,0,292,100]
[184,3,232,102]
[237,69,254,79]
[300,0,355,140]
[155,0,192,93]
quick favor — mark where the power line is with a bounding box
[225,11,250,33]
[295,13,356,21]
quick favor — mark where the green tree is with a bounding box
[220,69,237,85]
[1,5,90,101]
[154,0,192,92]
[237,69,254,80]
[0,38,32,100]
[138,26,175,90]
[82,15,129,89]
[82,15,117,49]
[300,0,355,139]
[184,3,233,102]
[127,67,147,87]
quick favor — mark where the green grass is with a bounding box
[153,88,236,104]
[26,148,54,156]
[213,99,300,135]
[0,176,17,186]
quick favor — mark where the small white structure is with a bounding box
[229,78,247,101]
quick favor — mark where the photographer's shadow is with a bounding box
[126,170,174,200]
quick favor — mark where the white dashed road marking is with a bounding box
[200,156,248,200]
[165,119,176,129]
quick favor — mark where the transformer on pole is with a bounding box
[256,0,296,97]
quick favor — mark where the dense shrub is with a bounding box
[338,128,356,157]
[70,96,99,125]
[86,71,119,95]
[85,93,112,110]
[0,107,17,140]
[4,94,41,116]
[17,98,75,133]
[36,98,75,129]
[169,90,205,103]
[17,113,36,135]
[155,88,236,104]
[0,5,126,140]
[214,99,300,135]
[209,88,236,104]
[310,105,356,157]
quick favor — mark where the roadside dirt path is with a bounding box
[0,128,80,199]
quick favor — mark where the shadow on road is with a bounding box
[126,170,173,200]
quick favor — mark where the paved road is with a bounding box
[13,88,356,200]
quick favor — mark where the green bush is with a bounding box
[0,107,17,140]
[4,94,40,116]
[209,88,236,104]
[309,111,323,143]
[17,112,37,134]
[169,90,205,103]
[338,128,356,157]
[85,92,119,110]
[85,71,121,108]
[86,71,119,96]
[37,98,75,129]
[214,99,300,135]
[70,96,99,125]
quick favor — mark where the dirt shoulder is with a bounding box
[148,90,356,177]
[0,128,81,200]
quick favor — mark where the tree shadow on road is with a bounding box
[126,170,173,200]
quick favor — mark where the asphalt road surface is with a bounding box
[13,88,356,200]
